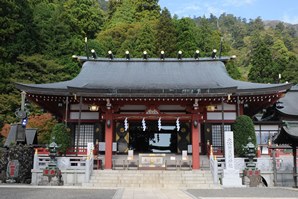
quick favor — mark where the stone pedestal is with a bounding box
[243,169,261,187]
[222,169,243,187]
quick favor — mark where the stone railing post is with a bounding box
[85,158,90,183]
[33,148,39,170]
[84,155,94,183]
[210,155,219,184]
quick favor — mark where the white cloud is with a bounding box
[172,3,226,19]
[173,2,227,18]
[223,0,256,7]
[282,15,298,24]
[205,4,225,17]
[171,4,202,17]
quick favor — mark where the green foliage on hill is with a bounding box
[0,0,298,130]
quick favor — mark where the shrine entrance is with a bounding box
[115,121,191,154]
[129,122,178,153]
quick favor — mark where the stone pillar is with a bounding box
[222,131,243,187]
[192,114,200,169]
[293,146,297,188]
[104,113,113,169]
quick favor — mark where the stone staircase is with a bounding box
[83,170,221,189]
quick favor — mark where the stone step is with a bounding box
[91,176,211,181]
[86,170,219,189]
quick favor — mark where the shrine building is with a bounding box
[16,52,292,170]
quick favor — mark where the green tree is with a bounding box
[233,115,256,157]
[218,13,247,48]
[97,23,137,56]
[51,123,71,155]
[282,54,298,84]
[271,39,290,81]
[134,0,160,21]
[107,0,123,19]
[226,61,241,80]
[196,17,222,56]
[248,34,275,83]
[0,93,20,126]
[155,8,177,57]
[175,18,200,57]
[134,22,157,57]
[0,0,36,61]
[106,0,136,27]
[31,0,104,57]
[14,54,75,84]
[62,0,105,39]
[275,22,285,33]
[247,17,264,35]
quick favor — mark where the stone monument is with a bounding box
[222,131,243,187]
[6,159,19,183]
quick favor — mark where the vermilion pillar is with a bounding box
[104,113,113,169]
[192,114,200,169]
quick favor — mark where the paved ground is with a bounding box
[187,187,298,199]
[0,185,297,199]
[0,187,117,199]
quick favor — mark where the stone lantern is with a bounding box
[41,137,63,185]
[244,137,256,169]
[242,137,261,187]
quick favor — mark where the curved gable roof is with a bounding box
[274,121,298,145]
[16,59,291,97]
[277,85,298,116]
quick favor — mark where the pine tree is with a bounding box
[155,8,177,57]
[134,0,160,21]
[134,22,157,57]
[0,0,36,61]
[176,18,199,58]
[107,0,136,27]
[196,17,221,56]
[248,34,275,83]
[282,55,298,84]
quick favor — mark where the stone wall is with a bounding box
[0,145,34,183]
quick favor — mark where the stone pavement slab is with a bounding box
[118,188,195,199]
[1,184,298,199]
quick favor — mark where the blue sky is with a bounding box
[159,0,298,24]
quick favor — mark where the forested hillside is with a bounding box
[1,0,298,140]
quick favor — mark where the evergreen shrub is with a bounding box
[51,123,71,155]
[233,115,257,157]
